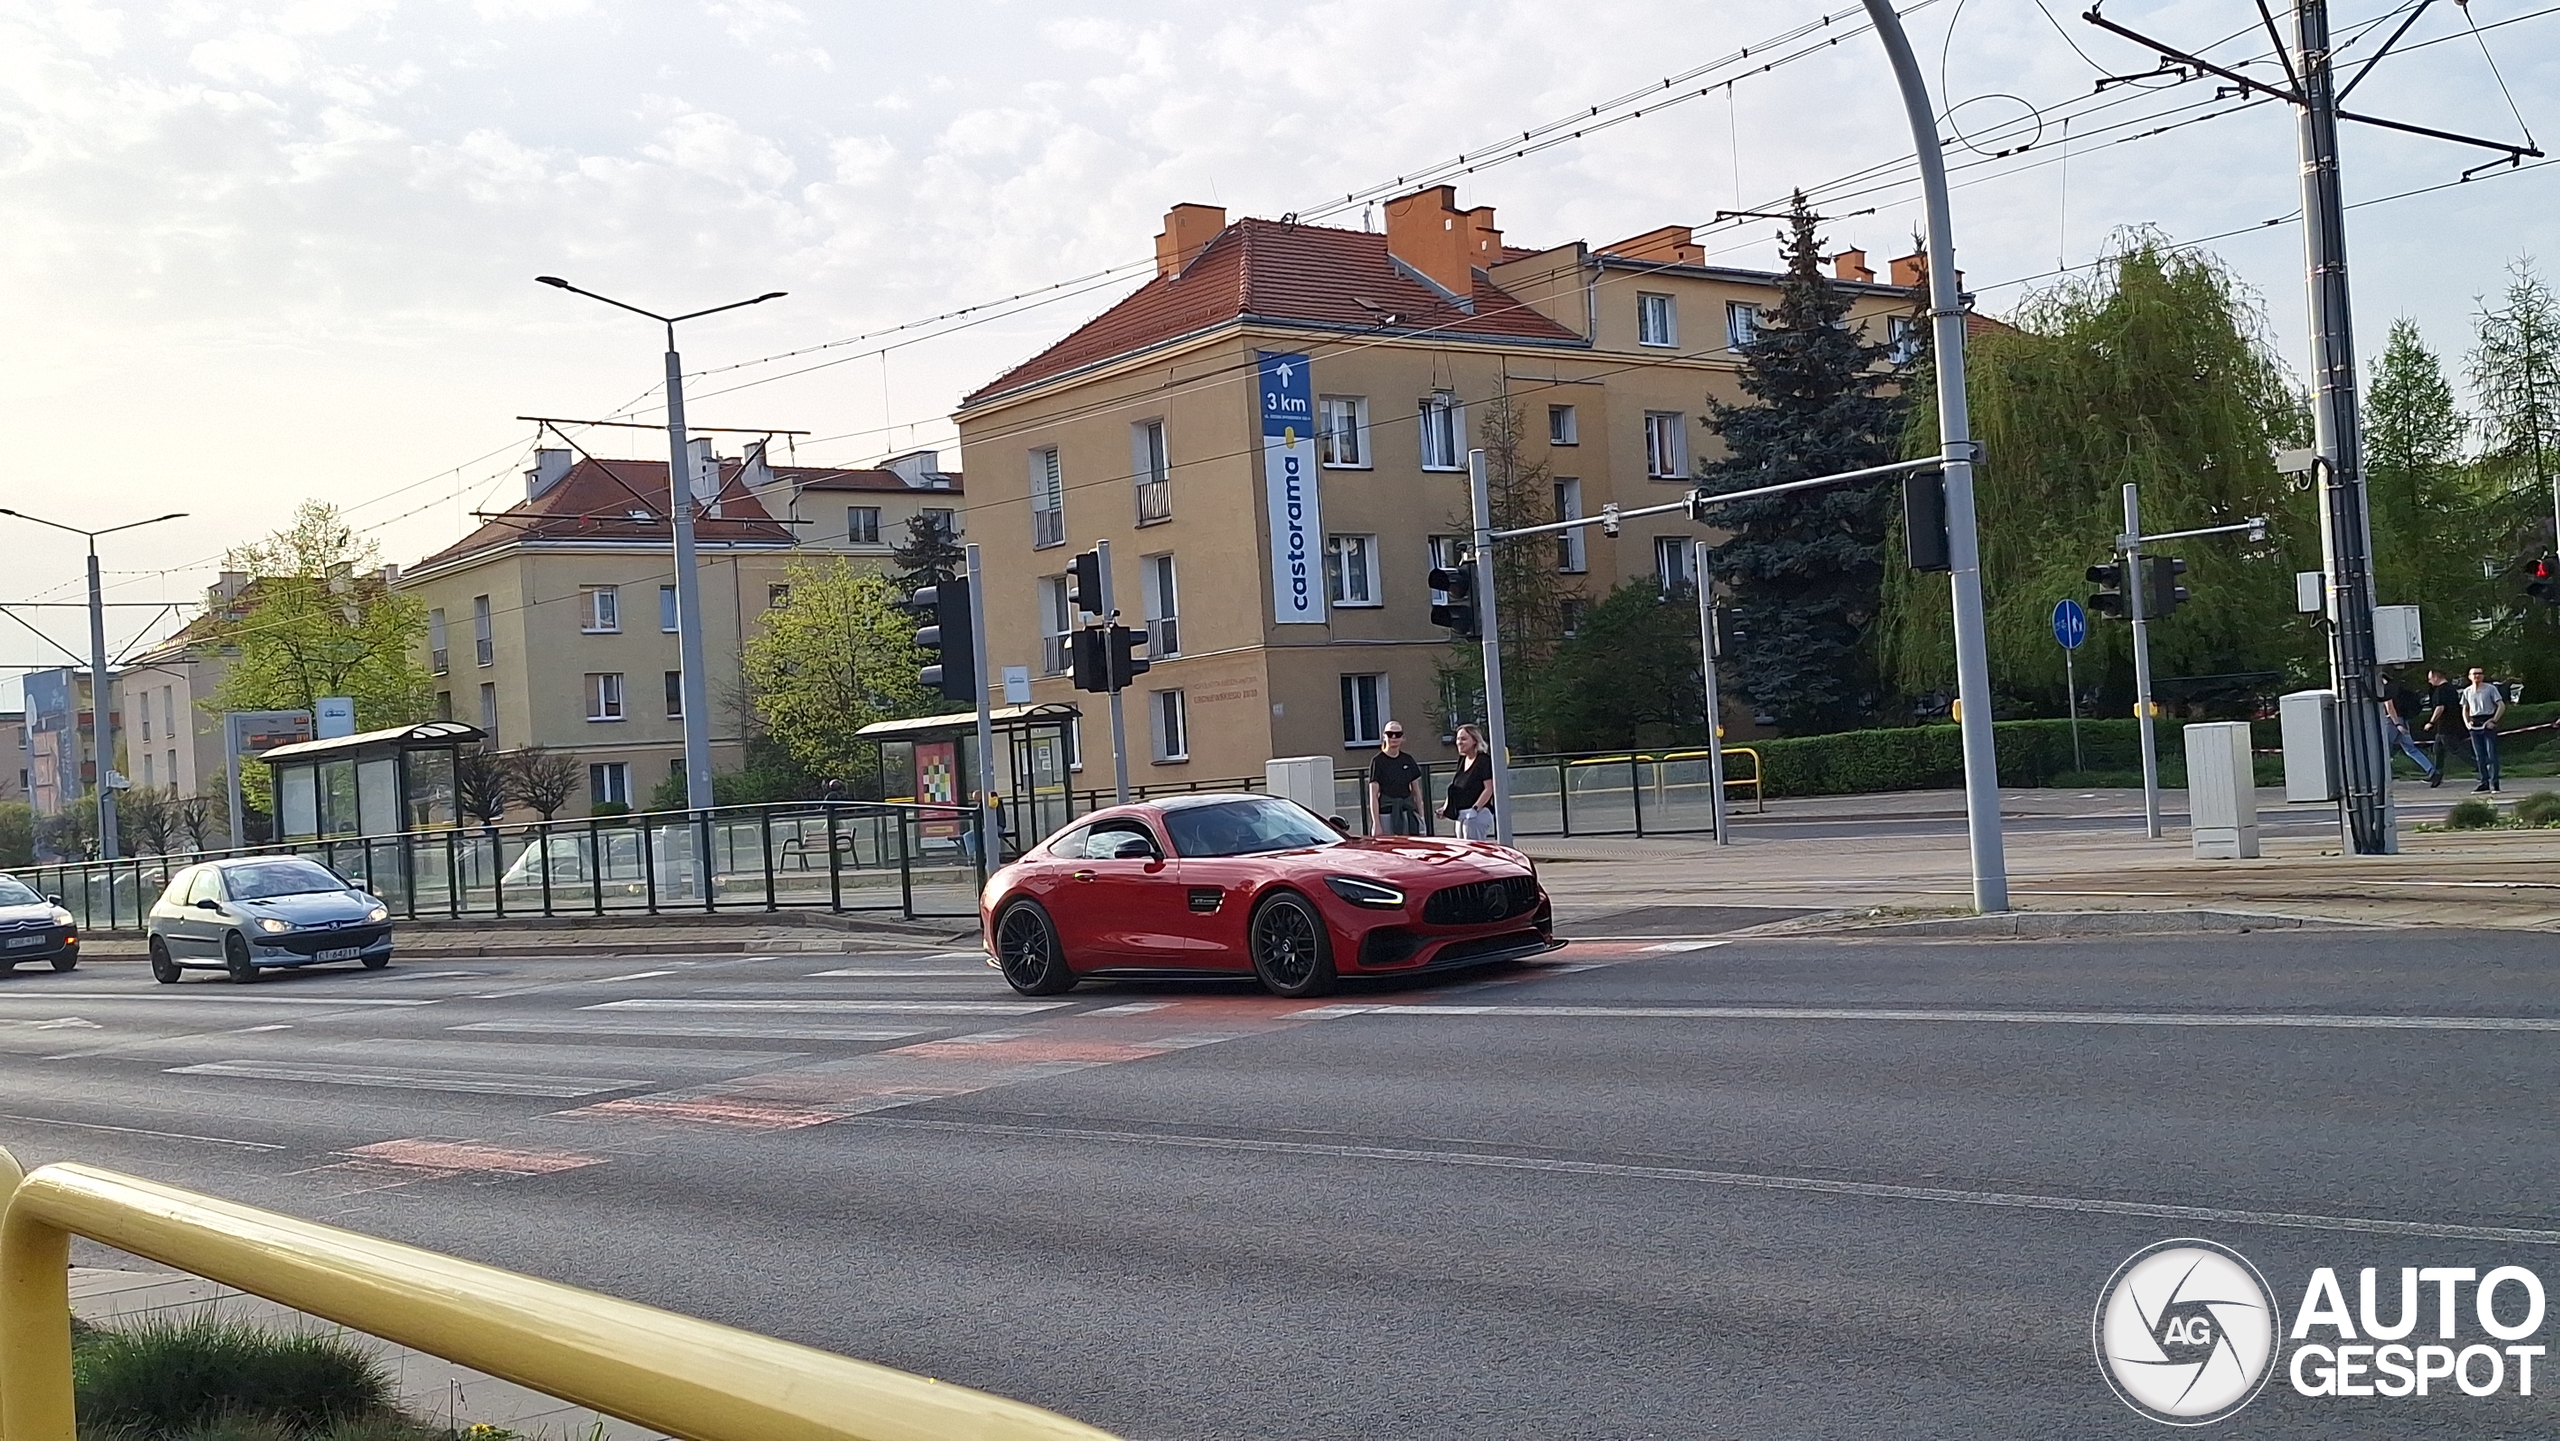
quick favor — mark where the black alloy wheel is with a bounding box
[362,950,391,970]
[1249,891,1337,998]
[148,938,180,985]
[995,900,1075,996]
[223,932,261,984]
[50,951,76,972]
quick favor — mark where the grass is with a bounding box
[68,1315,513,1441]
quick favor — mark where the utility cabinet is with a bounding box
[2278,689,2338,804]
[2184,721,2260,859]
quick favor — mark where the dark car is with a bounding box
[0,874,79,973]
[980,793,1558,998]
[145,857,393,984]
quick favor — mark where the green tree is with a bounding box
[0,801,33,867]
[742,558,936,780]
[1433,389,1578,748]
[1699,193,1905,733]
[1536,580,1708,751]
[2364,318,2518,674]
[206,502,433,729]
[889,511,964,593]
[2466,260,2560,693]
[1882,235,2316,714]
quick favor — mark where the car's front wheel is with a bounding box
[1250,891,1337,998]
[149,938,180,985]
[50,951,76,972]
[223,933,260,984]
[362,950,391,970]
[994,900,1074,996]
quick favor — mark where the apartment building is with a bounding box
[954,186,1925,779]
[2,711,27,805]
[22,669,107,821]
[115,570,251,801]
[395,441,961,816]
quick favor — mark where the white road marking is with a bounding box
[802,967,993,978]
[859,1117,2560,1247]
[0,994,432,1007]
[166,1061,645,1098]
[1086,1002,1176,1015]
[586,999,1063,1015]
[1638,940,1732,953]
[0,1110,285,1151]
[454,1019,929,1042]
[0,1017,99,1030]
[1311,1004,2560,1031]
[594,970,675,983]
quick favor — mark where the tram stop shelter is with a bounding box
[261,720,484,842]
[855,703,1081,860]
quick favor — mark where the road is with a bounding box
[3,919,2557,1439]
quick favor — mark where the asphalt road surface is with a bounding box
[4,920,2557,1440]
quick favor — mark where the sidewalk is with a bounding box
[1529,785,2560,932]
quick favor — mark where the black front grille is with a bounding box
[272,923,391,956]
[1422,876,1540,926]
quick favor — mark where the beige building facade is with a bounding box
[955,187,1924,781]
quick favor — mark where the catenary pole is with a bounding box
[1468,449,1514,846]
[662,337,716,816]
[1693,539,1730,846]
[2123,484,2163,839]
[1863,0,2009,910]
[965,543,999,878]
[2293,0,2392,855]
[85,539,117,861]
[1097,538,1130,805]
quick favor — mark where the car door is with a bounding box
[171,866,226,958]
[1060,819,1191,964]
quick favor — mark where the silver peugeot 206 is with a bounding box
[145,856,392,984]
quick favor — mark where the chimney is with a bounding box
[1832,248,1875,283]
[1384,185,1491,303]
[1887,250,1964,291]
[1154,203,1226,278]
[1600,226,1705,266]
[688,437,720,516]
[378,563,400,587]
[525,447,572,500]
[209,571,250,608]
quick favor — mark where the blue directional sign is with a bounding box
[2052,598,2089,650]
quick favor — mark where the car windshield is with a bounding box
[223,860,347,900]
[1163,798,1340,858]
[0,877,42,907]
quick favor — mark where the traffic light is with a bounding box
[1708,604,1743,660]
[1070,625,1150,693]
[2147,556,2190,619]
[1427,561,1479,639]
[1683,488,1714,524]
[2529,556,2558,605]
[1903,467,1950,572]
[1068,549,1104,618]
[2087,562,2129,619]
[1110,626,1151,688]
[910,579,975,701]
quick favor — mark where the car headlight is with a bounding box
[50,908,72,926]
[365,905,388,923]
[256,917,292,934]
[1324,875,1406,909]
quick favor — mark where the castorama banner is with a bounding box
[1259,351,1326,625]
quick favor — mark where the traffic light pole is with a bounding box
[1692,539,1730,846]
[1096,538,1130,806]
[1467,450,1515,846]
[965,543,998,880]
[2121,484,2163,840]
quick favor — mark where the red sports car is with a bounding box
[980,792,1559,998]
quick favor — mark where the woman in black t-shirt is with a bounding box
[1369,723,1427,835]
[1442,724,1496,840]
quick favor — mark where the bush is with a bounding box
[1742,717,2278,799]
[75,1316,392,1437]
[2517,790,2560,827]
[2445,798,2500,829]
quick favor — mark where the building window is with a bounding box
[767,583,791,609]
[1341,674,1387,747]
[1554,479,1586,573]
[1133,419,1171,524]
[1638,292,1678,347]
[1150,689,1187,762]
[659,585,678,632]
[1319,396,1369,468]
[847,506,881,544]
[1038,576,1072,675]
[1030,447,1065,549]
[580,585,619,634]
[141,753,154,787]
[664,671,683,719]
[1143,554,1179,658]
[1726,301,1762,351]
[478,683,497,745]
[434,691,452,722]
[588,762,630,808]
[586,672,624,722]
[1561,598,1588,637]
[1655,536,1697,596]
[1418,393,1462,471]
[922,507,956,539]
[472,595,494,667]
[1888,315,1923,365]
[1325,534,1380,607]
[1644,412,1688,480]
[1548,404,1577,446]
[428,608,449,675]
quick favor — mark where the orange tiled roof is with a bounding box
[412,457,791,572]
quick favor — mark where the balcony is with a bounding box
[1032,507,1064,549]
[1149,617,1178,658]
[1042,634,1071,675]
[431,648,449,676]
[1135,480,1171,525]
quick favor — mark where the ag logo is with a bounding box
[2095,1239,2281,1425]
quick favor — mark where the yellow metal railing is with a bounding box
[1552,746,1766,816]
[0,1146,1118,1441]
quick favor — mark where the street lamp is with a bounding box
[534,277,786,812]
[0,507,189,861]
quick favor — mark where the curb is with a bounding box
[1737,907,2384,941]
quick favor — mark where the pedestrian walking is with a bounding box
[2423,668,2464,780]
[1442,723,1497,841]
[1368,721,1428,836]
[2462,666,2509,793]
[2381,673,2441,787]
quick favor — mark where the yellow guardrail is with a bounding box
[1552,746,1766,814]
[0,1146,1118,1441]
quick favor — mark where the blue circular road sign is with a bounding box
[2052,598,2089,650]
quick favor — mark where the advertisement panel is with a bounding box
[1259,351,1326,625]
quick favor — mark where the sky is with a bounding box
[2,0,2553,706]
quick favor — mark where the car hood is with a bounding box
[238,891,377,924]
[0,901,60,927]
[1266,836,1533,885]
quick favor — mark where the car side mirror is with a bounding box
[1325,816,1351,835]
[1104,833,1159,861]
[45,894,62,906]
[194,898,222,911]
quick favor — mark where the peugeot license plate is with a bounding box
[3,935,43,949]
[317,946,363,962]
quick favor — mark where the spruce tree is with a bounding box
[1698,194,1903,732]
[890,511,964,593]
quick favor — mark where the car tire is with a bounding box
[50,952,76,972]
[1249,890,1337,998]
[149,938,181,985]
[993,900,1075,996]
[223,932,260,984]
[362,951,391,970]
